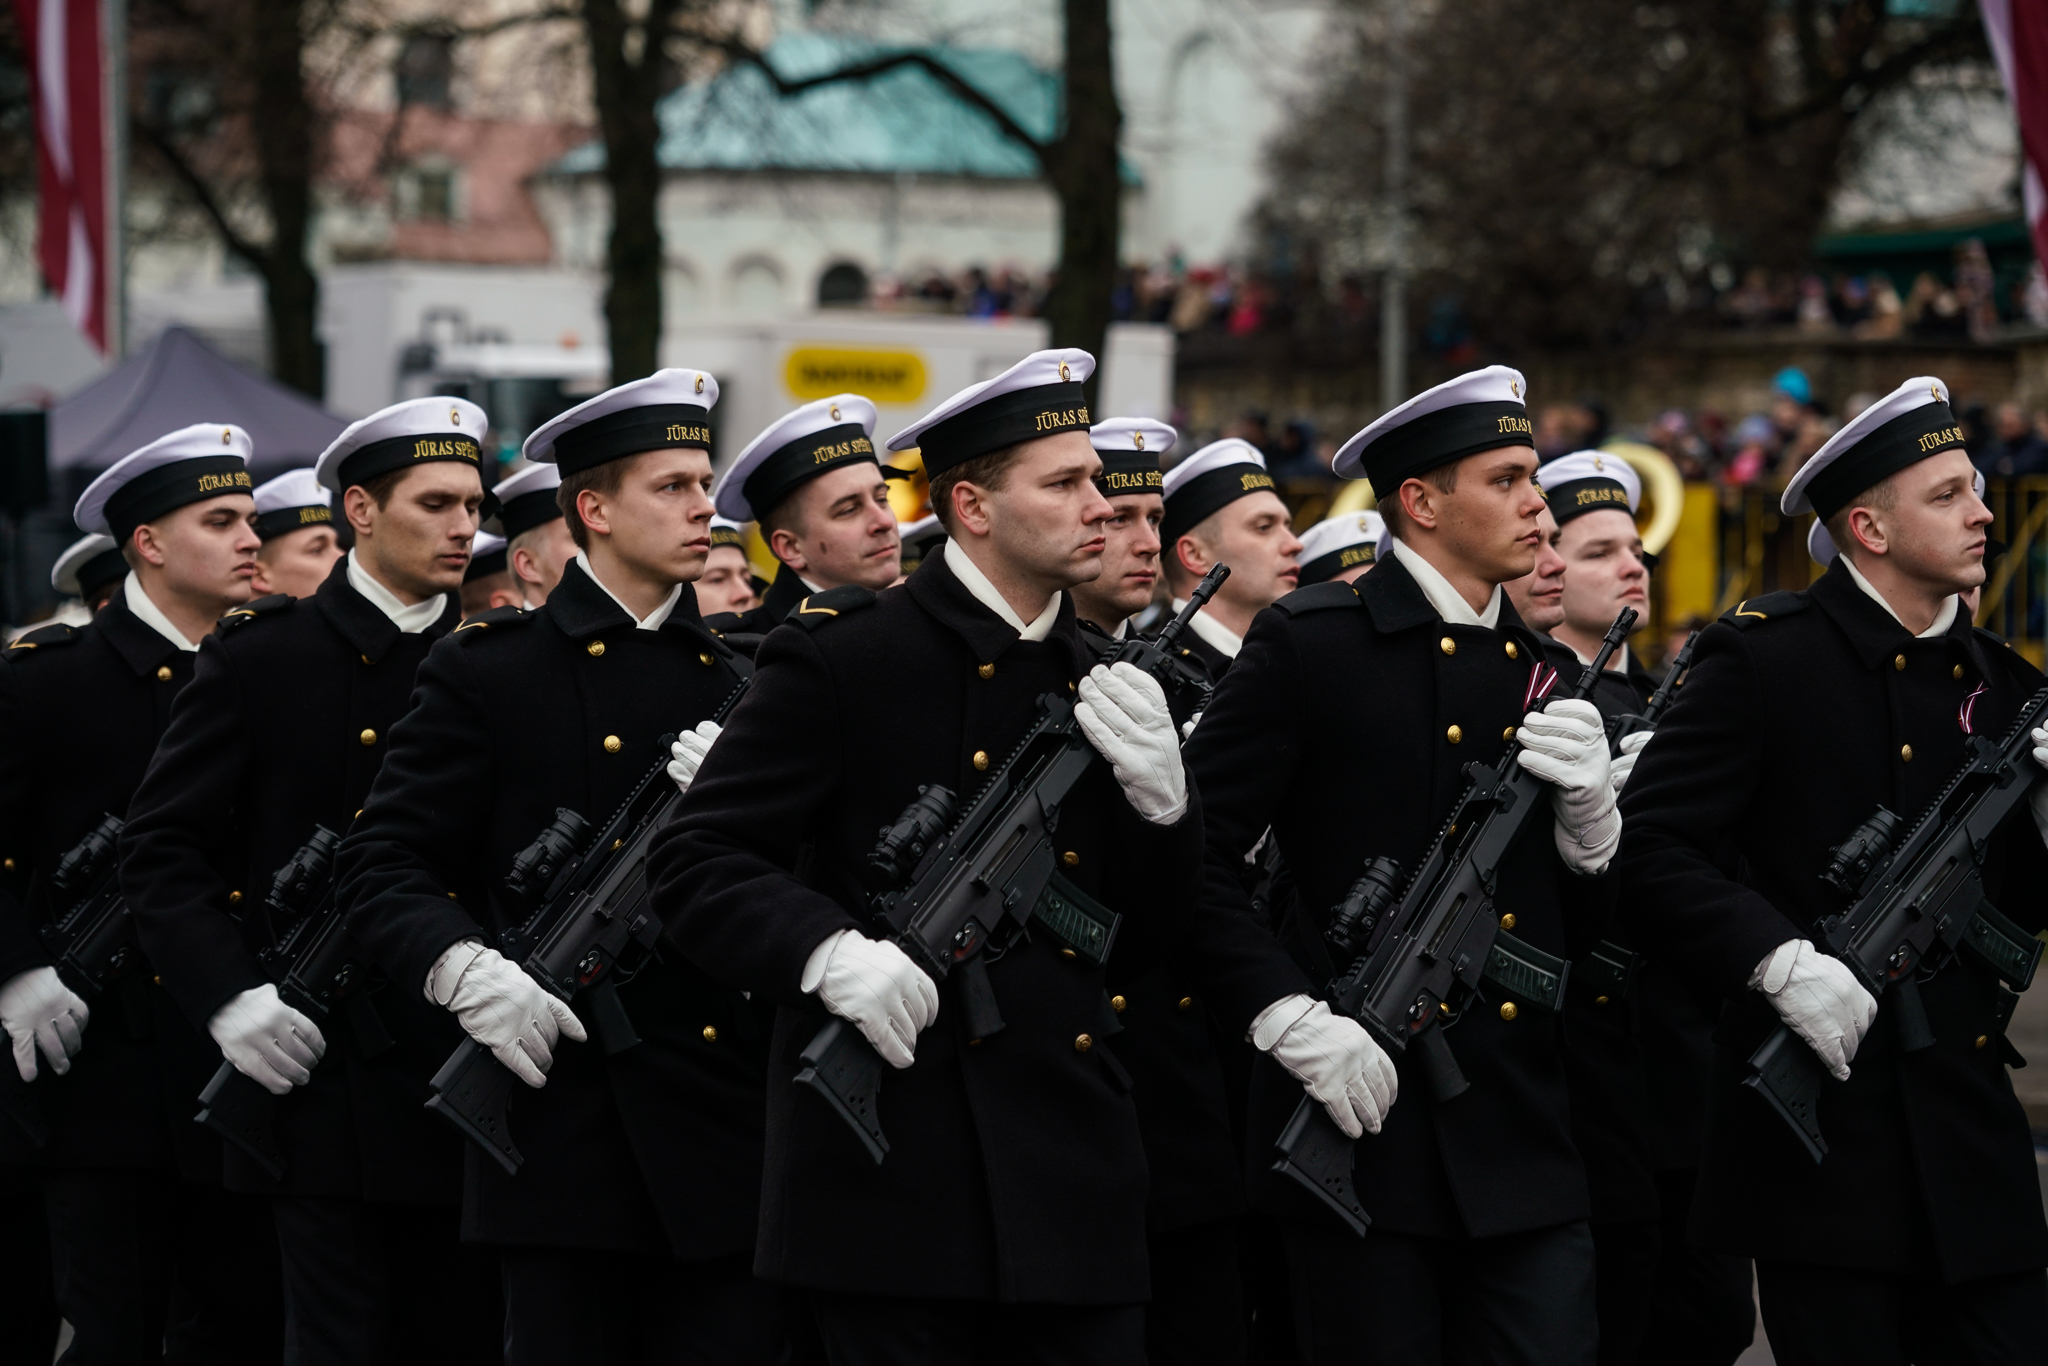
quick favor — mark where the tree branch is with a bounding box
[133,118,270,271]
[1746,14,1986,137]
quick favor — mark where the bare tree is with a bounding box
[1263,0,1991,351]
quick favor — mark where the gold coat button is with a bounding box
[359,728,377,746]
[1074,1033,1093,1053]
[1976,1034,1989,1049]
[1900,744,1913,763]
[361,654,372,665]
[1111,995,1126,1013]
[1502,727,1516,742]
[587,640,605,657]
[1,858,11,873]
[1177,996,1194,1011]
[153,975,162,986]
[448,892,458,899]
[702,1026,718,1044]
[1894,653,1907,671]
[973,751,989,771]
[1061,949,1078,961]
[1062,850,1080,867]
[227,891,242,906]
[1505,641,1519,660]
[1439,637,1457,656]
[1499,1002,1519,1021]
[699,652,714,666]
[978,662,995,679]
[1446,725,1463,745]
[604,735,623,754]
[1499,912,1516,930]
[156,665,172,681]
[1954,664,1965,680]
[1595,995,1611,1006]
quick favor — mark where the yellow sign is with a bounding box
[784,348,928,404]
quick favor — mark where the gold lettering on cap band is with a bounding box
[1338,546,1375,568]
[1101,470,1163,491]
[195,471,253,493]
[1572,487,1628,507]
[665,424,713,444]
[1916,425,1965,453]
[411,438,479,461]
[810,435,876,465]
[1239,472,1275,491]
[1032,405,1092,433]
[299,505,332,524]
[1497,415,1534,436]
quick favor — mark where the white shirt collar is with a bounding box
[1172,599,1244,659]
[943,540,1061,643]
[575,551,682,631]
[1111,618,1129,641]
[1838,554,1959,639]
[1389,536,1502,629]
[347,550,450,634]
[1565,641,1631,671]
[122,571,201,652]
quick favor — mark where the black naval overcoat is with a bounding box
[1183,555,1614,1239]
[333,558,767,1258]
[727,562,807,635]
[1619,563,2048,1282]
[0,587,223,1178]
[1555,648,1661,1227]
[647,549,1247,1304]
[117,559,470,1200]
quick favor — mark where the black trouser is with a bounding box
[45,1169,282,1366]
[1148,1216,1246,1366]
[1283,1218,1598,1366]
[271,1196,499,1365]
[1641,1168,1754,1366]
[806,1292,1146,1366]
[1756,1259,2048,1366]
[500,1245,780,1366]
[1590,1218,1659,1366]
[0,1172,59,1366]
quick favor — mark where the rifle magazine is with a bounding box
[1962,900,2043,990]
[1031,872,1121,966]
[1272,1097,1370,1237]
[1743,1026,1829,1163]
[1482,932,1570,1014]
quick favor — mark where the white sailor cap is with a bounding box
[76,423,254,540]
[1332,365,1533,499]
[708,515,749,552]
[464,530,508,584]
[1538,449,1640,528]
[1161,438,1275,543]
[315,397,489,495]
[524,368,719,474]
[1809,466,1985,563]
[885,349,1095,477]
[492,461,564,540]
[714,394,881,522]
[1298,511,1385,585]
[1090,417,1175,497]
[1783,376,1963,521]
[50,533,126,598]
[251,468,333,542]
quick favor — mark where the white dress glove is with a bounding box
[1251,994,1398,1139]
[208,983,327,1096]
[1075,662,1188,825]
[1180,711,1203,742]
[425,940,586,1089]
[1609,729,1652,796]
[1517,699,1620,874]
[0,966,89,1083]
[667,719,723,796]
[1751,939,1877,1082]
[802,928,940,1070]
[2027,727,2048,848]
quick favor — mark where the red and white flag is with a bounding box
[14,0,109,353]
[1983,0,2048,270]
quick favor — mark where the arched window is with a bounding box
[817,261,869,309]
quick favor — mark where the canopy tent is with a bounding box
[50,326,345,479]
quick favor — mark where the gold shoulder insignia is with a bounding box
[1734,601,1768,620]
[796,597,838,617]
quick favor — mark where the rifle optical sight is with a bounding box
[1325,856,1404,959]
[1821,806,1901,897]
[867,785,958,889]
[267,826,341,922]
[51,815,121,901]
[506,808,593,905]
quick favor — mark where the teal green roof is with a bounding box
[554,32,1139,184]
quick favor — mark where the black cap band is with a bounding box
[1806,401,1965,523]
[76,547,129,596]
[553,404,712,476]
[106,455,251,543]
[337,433,482,492]
[500,489,564,541]
[918,383,1090,477]
[1360,401,1534,499]
[709,524,746,550]
[1094,450,1163,497]
[742,423,879,517]
[464,547,507,583]
[1300,541,1376,585]
[1162,463,1275,544]
[1544,477,1633,529]
[254,503,333,542]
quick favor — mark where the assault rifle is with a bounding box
[1,815,140,1146]
[427,675,752,1174]
[1744,685,2048,1162]
[1271,608,1637,1235]
[193,825,395,1178]
[796,565,1232,1163]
